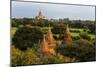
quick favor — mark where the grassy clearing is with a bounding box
[88,34,96,39]
[70,28,83,32]
[71,32,79,37]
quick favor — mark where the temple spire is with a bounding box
[35,9,46,20]
[63,24,72,45]
[38,9,42,16]
[66,24,69,33]
[46,25,56,45]
[40,35,49,54]
[39,25,56,56]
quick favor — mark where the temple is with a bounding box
[40,24,72,56]
[40,26,56,56]
[62,24,72,45]
[46,25,56,46]
[35,10,46,20]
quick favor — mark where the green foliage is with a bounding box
[55,39,96,62]
[12,19,18,27]
[52,24,66,34]
[69,20,83,28]
[79,33,91,40]
[52,24,66,40]
[70,29,80,33]
[12,46,40,66]
[42,54,78,64]
[75,39,96,61]
[13,26,43,51]
[20,48,40,65]
[11,18,96,65]
[12,18,23,27]
[88,23,96,34]
[42,55,57,64]
[11,45,23,67]
[72,36,80,40]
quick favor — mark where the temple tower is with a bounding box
[40,35,49,55]
[40,26,56,56]
[46,25,56,46]
[63,24,72,45]
[35,10,46,20]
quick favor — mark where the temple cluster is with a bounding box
[35,10,72,56]
[39,25,72,57]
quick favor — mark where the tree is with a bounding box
[11,45,23,67]
[55,39,96,62]
[13,26,43,51]
[79,32,91,40]
[22,18,33,26]
[52,24,66,40]
[20,48,40,65]
[88,23,96,34]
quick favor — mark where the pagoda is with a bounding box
[46,25,56,46]
[40,26,56,56]
[63,24,72,45]
[35,10,46,20]
[40,35,50,55]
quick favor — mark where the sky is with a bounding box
[12,1,96,20]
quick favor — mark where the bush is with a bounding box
[13,26,43,51]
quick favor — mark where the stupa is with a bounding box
[40,35,50,55]
[46,25,56,46]
[40,25,56,56]
[63,24,72,45]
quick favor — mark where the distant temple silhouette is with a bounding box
[35,10,46,20]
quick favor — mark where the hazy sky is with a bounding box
[12,1,95,20]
